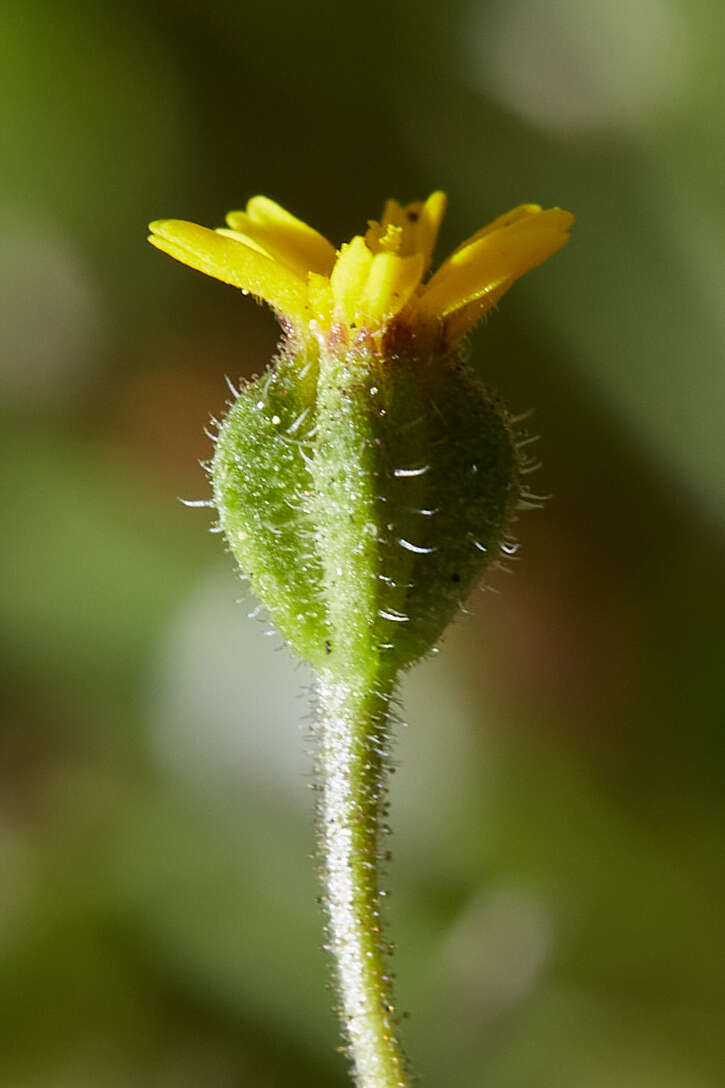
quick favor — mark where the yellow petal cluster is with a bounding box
[148,191,573,341]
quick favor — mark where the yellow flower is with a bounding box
[148,192,573,343]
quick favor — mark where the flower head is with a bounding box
[148,192,573,345]
[150,191,574,1088]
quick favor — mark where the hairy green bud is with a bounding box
[213,335,522,675]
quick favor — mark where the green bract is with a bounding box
[213,338,521,675]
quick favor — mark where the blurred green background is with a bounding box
[2,1,724,1085]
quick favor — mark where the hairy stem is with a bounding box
[317,671,408,1088]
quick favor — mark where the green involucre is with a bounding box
[212,335,521,676]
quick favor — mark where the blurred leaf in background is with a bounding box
[1,0,724,1085]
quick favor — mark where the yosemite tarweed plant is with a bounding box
[149,192,573,1088]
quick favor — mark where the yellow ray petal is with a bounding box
[415,190,447,270]
[225,196,336,278]
[417,208,574,324]
[360,251,425,324]
[148,219,309,321]
[330,236,375,324]
[443,203,542,265]
[442,211,555,340]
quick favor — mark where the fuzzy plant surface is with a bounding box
[149,192,573,1088]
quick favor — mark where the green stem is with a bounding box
[317,671,408,1088]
